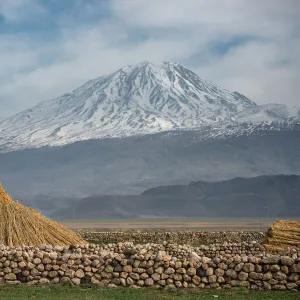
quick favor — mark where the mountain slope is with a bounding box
[47,175,300,219]
[236,103,300,123]
[0,61,299,212]
[1,61,299,152]
[1,128,299,203]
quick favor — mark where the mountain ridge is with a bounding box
[45,174,300,219]
[1,61,299,152]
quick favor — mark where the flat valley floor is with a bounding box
[61,218,277,230]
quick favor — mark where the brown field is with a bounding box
[61,218,274,231]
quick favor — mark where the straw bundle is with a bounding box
[0,184,86,247]
[265,219,300,252]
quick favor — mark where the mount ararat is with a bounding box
[0,61,299,152]
[0,61,299,217]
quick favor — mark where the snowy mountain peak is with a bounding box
[0,61,299,151]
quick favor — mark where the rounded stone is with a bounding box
[71,278,81,286]
[129,273,139,280]
[75,269,85,279]
[164,268,175,275]
[281,257,294,266]
[242,263,255,273]
[206,268,214,276]
[145,278,154,286]
[151,273,160,281]
[4,273,16,281]
[238,271,248,281]
[39,278,50,284]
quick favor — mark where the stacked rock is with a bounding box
[0,242,299,290]
[79,230,266,245]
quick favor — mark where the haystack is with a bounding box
[265,219,300,252]
[0,184,86,247]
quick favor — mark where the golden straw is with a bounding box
[0,184,86,247]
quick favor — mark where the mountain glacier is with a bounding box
[0,61,299,152]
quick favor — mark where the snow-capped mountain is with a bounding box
[236,103,300,123]
[0,61,299,151]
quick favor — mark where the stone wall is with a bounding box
[78,230,266,245]
[0,242,299,290]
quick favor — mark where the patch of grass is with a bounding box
[0,285,299,300]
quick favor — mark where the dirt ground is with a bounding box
[62,219,272,231]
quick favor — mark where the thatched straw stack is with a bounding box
[0,184,86,247]
[265,219,300,252]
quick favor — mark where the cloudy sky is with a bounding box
[0,0,299,117]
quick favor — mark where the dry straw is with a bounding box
[265,219,300,252]
[0,184,86,247]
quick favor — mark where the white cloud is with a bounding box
[196,39,300,105]
[112,0,299,40]
[0,0,299,117]
[0,0,45,21]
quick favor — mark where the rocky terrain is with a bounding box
[0,241,300,290]
[78,230,266,246]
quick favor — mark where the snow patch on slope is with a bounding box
[0,61,299,152]
[236,103,300,123]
